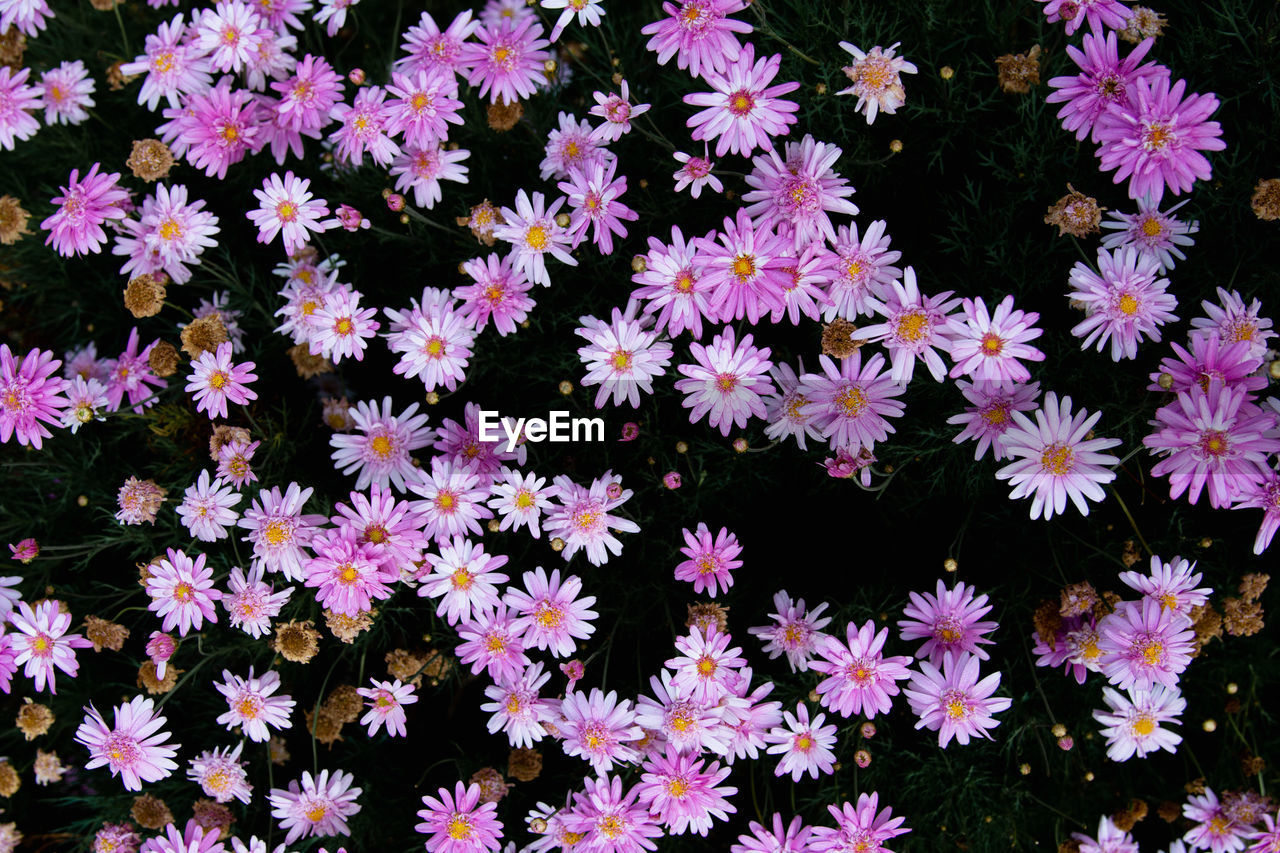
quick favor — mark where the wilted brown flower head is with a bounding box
[458,199,504,246]
[323,684,364,724]
[1045,186,1104,237]
[274,619,321,663]
[996,44,1042,94]
[821,318,863,358]
[1059,581,1099,618]
[487,98,524,132]
[209,425,251,460]
[322,396,355,431]
[137,660,181,694]
[123,274,167,318]
[386,648,431,686]
[325,608,375,643]
[0,27,26,70]
[33,749,67,786]
[1111,799,1148,832]
[131,794,174,830]
[126,139,175,181]
[1252,179,1280,221]
[84,615,130,652]
[305,708,346,746]
[1033,599,1063,650]
[192,799,235,839]
[0,761,19,796]
[268,735,291,765]
[16,700,54,740]
[1120,7,1168,43]
[508,747,543,782]
[686,602,729,634]
[1222,596,1264,637]
[288,343,333,378]
[180,313,228,358]
[470,767,512,804]
[147,340,180,378]
[1239,573,1269,602]
[0,195,31,245]
[117,477,168,525]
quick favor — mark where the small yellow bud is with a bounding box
[558,380,573,395]
[399,213,410,225]
[554,212,571,228]
[631,256,648,274]
[1052,723,1067,738]
[1226,683,1238,695]
[940,65,955,80]
[944,558,959,573]
[675,441,689,454]
[550,537,565,552]
[1203,719,1217,732]
[889,139,903,153]
[1157,372,1174,390]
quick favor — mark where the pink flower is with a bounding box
[37,60,95,126]
[673,523,742,597]
[268,769,361,845]
[635,748,736,836]
[189,743,252,804]
[0,66,40,150]
[811,620,913,718]
[238,481,327,581]
[835,43,918,125]
[1183,788,1249,853]
[798,352,905,454]
[898,579,999,666]
[105,328,166,414]
[41,163,129,257]
[663,472,682,489]
[558,688,643,773]
[811,793,911,853]
[632,225,714,340]
[114,183,221,285]
[590,79,650,141]
[223,564,292,638]
[494,190,576,287]
[1095,75,1226,203]
[146,632,176,680]
[249,171,330,255]
[675,327,775,436]
[1092,684,1185,761]
[747,589,832,672]
[684,43,799,157]
[947,379,1042,461]
[215,666,295,742]
[858,268,960,383]
[390,144,471,209]
[947,295,1045,383]
[329,85,400,167]
[995,392,1123,520]
[459,17,551,104]
[1036,0,1132,35]
[409,458,494,545]
[1101,196,1199,274]
[456,604,530,682]
[146,548,223,636]
[641,0,753,79]
[667,627,747,704]
[733,814,814,853]
[743,134,858,246]
[504,566,597,658]
[8,537,39,564]
[1190,287,1277,360]
[1144,382,1279,508]
[176,469,242,542]
[309,285,381,363]
[419,535,508,625]
[542,471,639,566]
[0,345,69,449]
[1045,23,1168,142]
[0,0,53,38]
[303,529,397,616]
[481,661,553,747]
[332,483,428,573]
[313,0,360,37]
[1118,555,1212,616]
[764,702,837,780]
[672,148,723,199]
[698,209,790,324]
[559,158,639,255]
[540,111,609,181]
[903,651,1012,747]
[1068,247,1178,360]
[575,306,673,409]
[455,254,535,336]
[194,0,264,73]
[10,599,92,693]
[1235,468,1280,556]
[119,14,213,112]
[217,439,260,489]
[634,670,731,756]
[824,220,902,321]
[357,678,418,737]
[271,53,344,132]
[185,342,257,419]
[329,396,434,492]
[1097,598,1195,691]
[75,696,179,791]
[397,9,479,80]
[174,78,263,179]
[415,781,504,852]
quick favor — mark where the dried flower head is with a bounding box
[1111,799,1148,832]
[1045,186,1104,237]
[89,0,119,11]
[457,199,505,246]
[304,707,345,746]
[1121,540,1141,568]
[0,761,20,796]
[487,98,524,132]
[16,701,54,740]
[1033,599,1063,650]
[273,619,321,663]
[268,735,290,765]
[685,602,730,634]
[126,139,175,182]
[1060,581,1100,618]
[469,767,511,804]
[192,799,235,839]
[322,684,364,724]
[137,659,181,694]
[321,396,354,431]
[209,425,251,460]
[1241,753,1266,776]
[0,26,26,69]
[288,343,332,378]
[116,477,168,525]
[123,274,167,319]
[1251,179,1280,221]
[33,749,67,786]
[1120,7,1169,43]
[0,195,31,245]
[421,648,453,684]
[146,340,180,378]
[131,794,174,830]
[385,648,430,686]
[324,608,375,643]
[179,314,228,359]
[84,615,130,652]
[1189,603,1223,655]
[1222,597,1264,637]
[507,747,542,782]
[996,44,1042,94]
[1239,573,1269,602]
[1157,800,1181,822]
[821,318,863,358]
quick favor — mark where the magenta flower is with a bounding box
[1045,23,1168,142]
[176,469,242,542]
[566,774,664,852]
[0,345,69,449]
[733,814,814,853]
[1071,817,1140,853]
[329,396,434,492]
[1036,0,1132,35]
[947,295,1045,383]
[1097,598,1195,691]
[185,341,257,419]
[684,43,799,157]
[811,793,911,853]
[486,468,555,537]
[673,523,743,597]
[223,564,292,638]
[948,379,1042,462]
[1095,75,1226,203]
[175,78,263,179]
[268,769,361,845]
[1118,554,1212,616]
[1183,788,1249,853]
[386,69,464,148]
[459,16,551,104]
[303,529,397,617]
[332,483,428,572]
[357,678,418,737]
[105,328,167,414]
[415,781,503,852]
[858,268,960,383]
[456,254,535,336]
[667,626,747,705]
[824,220,903,321]
[390,144,471,209]
[38,60,95,126]
[249,171,330,255]
[386,296,476,393]
[146,548,223,636]
[8,537,39,564]
[742,134,858,246]
[590,79,650,141]
[835,43,918,125]
[1190,286,1277,360]
[217,438,260,489]
[559,158,639,255]
[193,0,263,72]
[119,14,213,112]
[543,471,638,566]
[995,392,1122,520]
[1068,247,1178,360]
[238,481,327,581]
[310,286,381,363]
[675,327,775,436]
[747,589,832,673]
[762,360,824,450]
[634,669,730,756]
[0,66,40,150]
[698,208,790,324]
[811,620,913,718]
[1235,468,1280,556]
[494,190,576,287]
[641,0,752,79]
[504,566,598,658]
[481,661,554,748]
[271,53,345,132]
[764,701,837,781]
[189,743,252,804]
[635,748,736,836]
[903,651,1012,747]
[558,687,643,773]
[114,183,221,285]
[1144,382,1280,508]
[215,666,295,742]
[540,111,608,181]
[329,85,400,167]
[798,352,905,454]
[1101,197,1199,274]
[632,225,714,340]
[75,696,179,791]
[575,306,673,409]
[398,9,479,80]
[41,163,129,257]
[409,458,494,545]
[1092,684,1185,761]
[456,604,530,682]
[898,579,999,666]
[10,599,92,694]
[673,147,724,199]
[419,535,508,626]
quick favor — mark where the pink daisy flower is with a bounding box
[188,742,252,804]
[675,327,775,436]
[948,379,1042,461]
[590,79,650,141]
[762,359,825,450]
[684,43,799,157]
[176,469,242,542]
[332,484,427,574]
[486,467,556,537]
[37,60,95,126]
[494,190,576,287]
[1244,813,1280,853]
[1235,469,1280,556]
[1184,789,1249,853]
[115,183,222,285]
[903,651,1012,747]
[995,392,1123,520]
[1069,247,1178,360]
[559,158,638,256]
[1093,684,1185,761]
[742,134,858,246]
[764,702,837,781]
[310,285,381,363]
[419,535,508,625]
[672,147,723,199]
[386,68,464,147]
[146,548,222,636]
[268,769,361,845]
[0,65,40,150]
[249,171,330,255]
[194,0,264,73]
[540,111,609,181]
[542,0,604,40]
[460,16,551,104]
[1097,598,1195,691]
[105,328,167,414]
[566,774,665,852]
[415,781,503,853]
[41,163,129,257]
[0,0,53,38]
[1119,555,1212,616]
[733,814,814,853]
[329,396,433,492]
[176,78,263,179]
[185,341,257,419]
[223,564,292,638]
[1036,0,1132,35]
[559,688,644,773]
[390,144,471,209]
[217,438,260,489]
[397,9,479,80]
[456,603,531,682]
[146,632,176,681]
[1071,816,1140,853]
[575,306,673,409]
[119,14,213,111]
[698,209,790,324]
[1144,382,1279,508]
[1095,75,1226,204]
[668,627,747,704]
[898,579,998,666]
[812,620,913,718]
[10,599,91,694]
[410,458,494,544]
[635,748,736,836]
[1101,197,1199,274]
[238,481,328,581]
[504,566,597,658]
[835,42,918,124]
[811,793,911,853]
[673,523,742,597]
[456,254,535,336]
[1045,23,1168,142]
[357,678,417,737]
[723,676,784,762]
[859,268,960,384]
[0,345,68,449]
[747,589,832,673]
[1190,287,1277,360]
[481,661,554,748]
[824,220,903,321]
[947,295,1045,383]
[303,529,397,617]
[271,53,344,132]
[634,670,732,757]
[313,0,360,37]
[632,225,714,340]
[75,696,179,791]
[542,471,639,566]
[798,352,905,454]
[386,295,477,393]
[329,85,400,167]
[1149,332,1266,397]
[433,399,524,478]
[215,666,295,742]
[641,0,753,79]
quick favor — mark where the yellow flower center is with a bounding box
[1132,716,1155,736]
[1118,294,1139,315]
[159,218,183,241]
[731,254,756,279]
[276,201,297,222]
[1041,444,1074,476]
[370,435,393,458]
[525,225,548,250]
[896,310,929,342]
[836,387,868,417]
